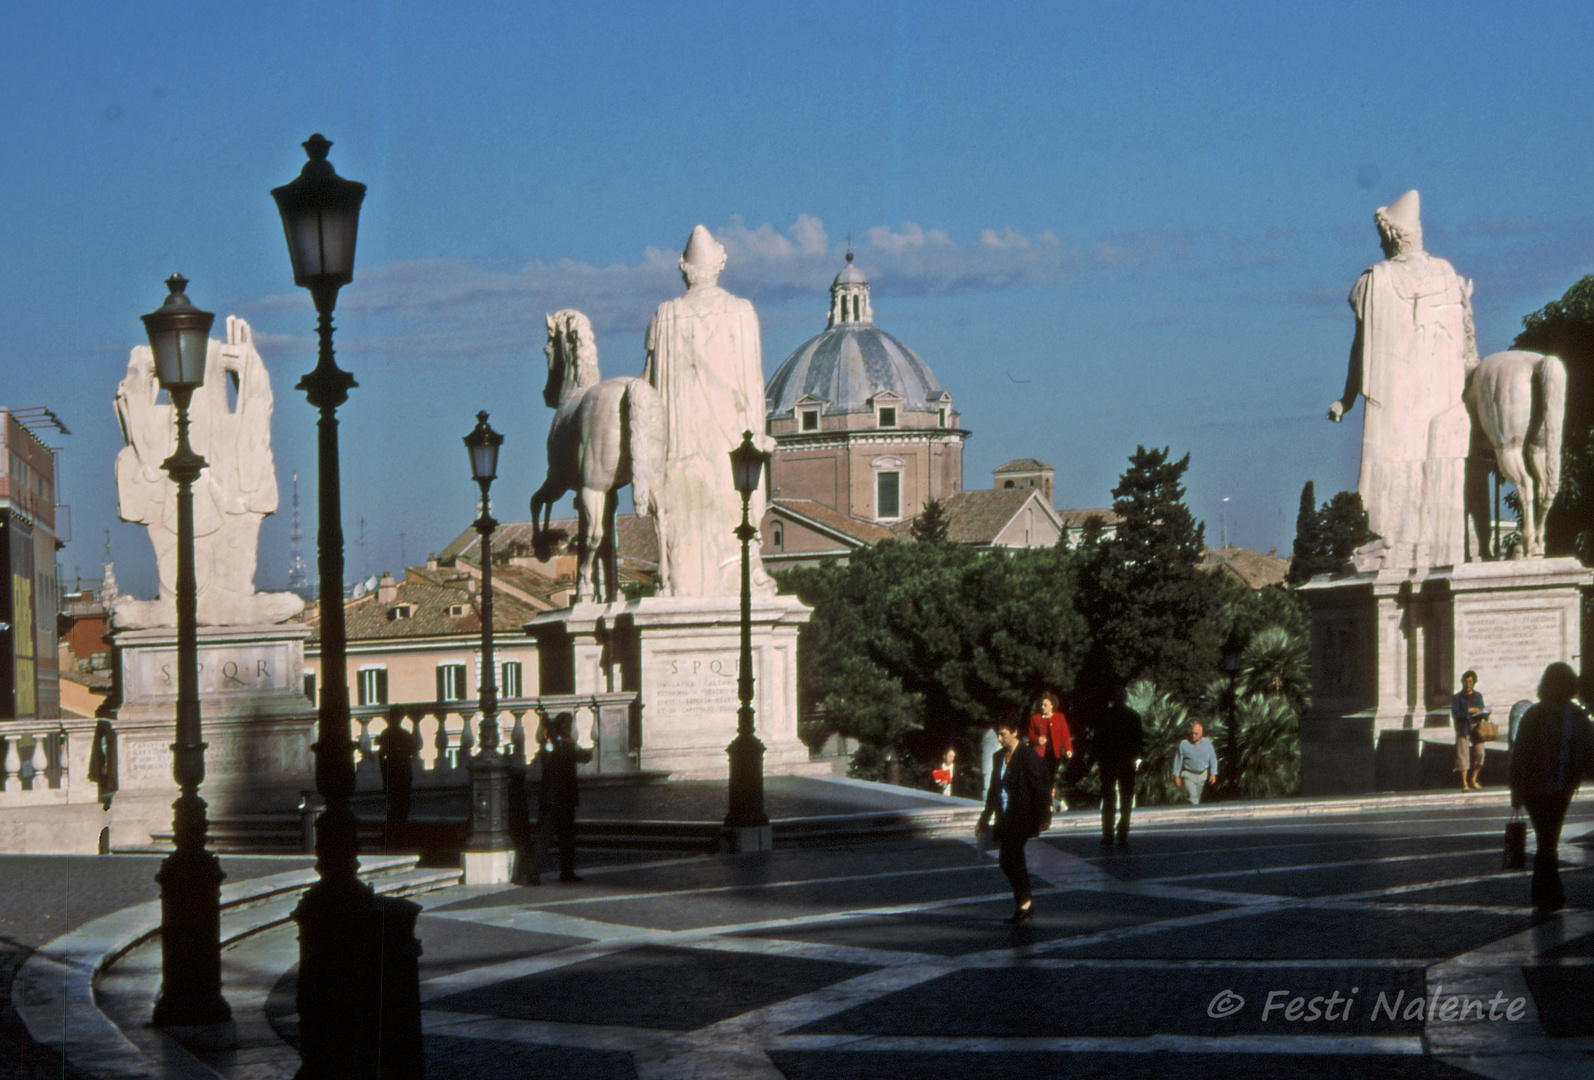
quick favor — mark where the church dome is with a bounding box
[766,256,950,422]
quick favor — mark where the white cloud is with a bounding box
[249,215,1255,366]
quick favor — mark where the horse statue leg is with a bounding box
[600,488,620,603]
[575,486,606,603]
[1527,354,1567,557]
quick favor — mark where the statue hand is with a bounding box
[1327,400,1345,423]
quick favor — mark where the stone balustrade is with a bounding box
[0,722,70,807]
[351,691,640,791]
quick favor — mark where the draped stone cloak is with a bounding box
[642,285,774,597]
[1347,252,1474,568]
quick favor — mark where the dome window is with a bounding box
[801,407,819,432]
[879,406,896,428]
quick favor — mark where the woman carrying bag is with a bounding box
[1508,663,1594,913]
[976,716,1052,924]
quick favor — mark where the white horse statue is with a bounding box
[531,309,663,603]
[1464,349,1566,559]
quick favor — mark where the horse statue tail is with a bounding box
[626,378,664,517]
[1537,353,1567,497]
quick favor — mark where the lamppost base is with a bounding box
[722,824,773,853]
[152,843,231,1029]
[292,880,423,1080]
[464,849,517,885]
[463,751,515,884]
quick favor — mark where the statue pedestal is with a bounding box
[529,595,821,781]
[1300,558,1590,794]
[103,624,314,847]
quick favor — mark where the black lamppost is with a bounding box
[143,275,230,1029]
[273,134,422,1080]
[462,412,512,877]
[724,431,771,848]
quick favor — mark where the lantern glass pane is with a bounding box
[318,205,360,279]
[470,442,497,482]
[177,326,209,385]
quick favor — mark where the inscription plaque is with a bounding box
[1458,607,1566,694]
[654,652,741,717]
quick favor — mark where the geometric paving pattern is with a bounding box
[325,805,1594,1079]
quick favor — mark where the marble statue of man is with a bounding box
[113,316,305,628]
[642,225,775,597]
[1328,190,1478,569]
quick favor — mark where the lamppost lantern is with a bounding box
[465,410,504,487]
[270,134,366,307]
[730,430,769,496]
[141,275,213,391]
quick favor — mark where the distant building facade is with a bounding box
[0,411,63,721]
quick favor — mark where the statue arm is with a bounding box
[1329,320,1364,422]
[1330,272,1372,422]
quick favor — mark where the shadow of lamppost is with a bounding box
[724,430,772,852]
[272,134,423,1080]
[462,411,513,883]
[143,275,231,1029]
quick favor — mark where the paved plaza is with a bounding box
[8,789,1594,1079]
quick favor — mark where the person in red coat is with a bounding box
[1028,692,1073,808]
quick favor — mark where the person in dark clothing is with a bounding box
[977,717,1052,923]
[374,708,419,850]
[525,711,593,885]
[1094,686,1145,849]
[1508,663,1594,913]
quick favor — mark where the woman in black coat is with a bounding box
[1509,662,1594,913]
[977,717,1052,923]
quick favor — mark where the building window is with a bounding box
[877,471,900,519]
[388,604,413,621]
[878,406,896,428]
[801,408,818,431]
[436,663,467,702]
[501,661,523,698]
[939,407,948,428]
[357,667,388,707]
[772,524,783,551]
[303,672,317,704]
[448,603,466,617]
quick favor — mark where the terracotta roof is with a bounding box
[1056,507,1121,528]
[439,514,659,567]
[1201,544,1290,589]
[892,488,1059,546]
[994,458,1053,473]
[768,498,896,546]
[306,569,542,644]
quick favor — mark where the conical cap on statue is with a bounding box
[682,224,724,267]
[1379,190,1421,234]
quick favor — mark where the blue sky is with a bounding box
[6,1,1593,596]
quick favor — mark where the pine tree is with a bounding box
[1079,446,1222,704]
[909,497,952,543]
[1318,490,1375,568]
[1286,481,1321,585]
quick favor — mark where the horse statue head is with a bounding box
[543,309,602,409]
